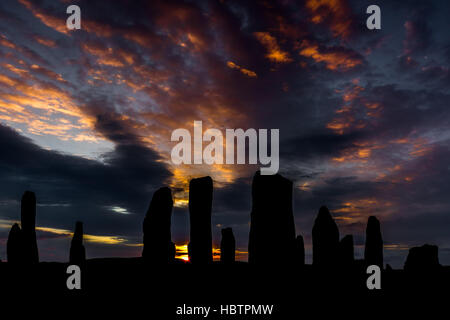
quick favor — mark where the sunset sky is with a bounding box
[0,0,449,267]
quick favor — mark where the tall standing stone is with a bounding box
[339,234,354,266]
[70,221,86,265]
[220,227,235,263]
[143,187,175,263]
[404,244,440,272]
[312,206,339,266]
[188,177,213,264]
[7,223,23,263]
[248,171,296,264]
[295,235,305,265]
[21,191,39,264]
[364,216,383,268]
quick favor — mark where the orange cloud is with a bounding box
[326,118,353,135]
[19,0,69,35]
[305,0,353,39]
[82,43,129,68]
[226,61,257,77]
[35,226,127,244]
[384,244,410,251]
[34,35,57,48]
[0,68,99,143]
[83,20,115,38]
[254,32,292,63]
[409,138,432,157]
[30,64,65,82]
[0,74,17,86]
[299,40,362,71]
[0,35,16,49]
[327,81,381,137]
[2,63,29,76]
[391,137,433,158]
[332,141,383,163]
[333,198,391,224]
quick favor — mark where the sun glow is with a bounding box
[175,243,189,261]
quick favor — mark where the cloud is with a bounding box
[254,32,293,63]
[304,0,356,40]
[226,61,257,77]
[403,20,431,55]
[299,40,364,71]
[18,0,70,35]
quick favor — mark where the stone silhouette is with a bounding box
[69,221,86,265]
[187,242,192,261]
[312,206,339,266]
[220,227,235,263]
[143,187,175,263]
[248,171,296,264]
[295,235,305,265]
[188,177,213,264]
[339,235,354,266]
[7,223,23,263]
[21,191,39,264]
[364,216,383,268]
[169,242,176,262]
[404,244,440,272]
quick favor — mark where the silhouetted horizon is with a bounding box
[2,172,445,273]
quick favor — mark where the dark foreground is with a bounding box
[1,258,449,318]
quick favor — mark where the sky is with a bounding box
[0,0,449,267]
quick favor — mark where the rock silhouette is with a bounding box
[169,242,176,262]
[7,223,23,263]
[142,187,175,263]
[312,206,339,266]
[364,216,383,268]
[220,228,235,263]
[21,191,39,264]
[404,244,440,272]
[339,235,354,266]
[69,221,86,265]
[188,177,213,264]
[248,171,296,264]
[295,235,305,265]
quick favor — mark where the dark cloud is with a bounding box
[403,19,431,55]
[281,130,367,161]
[0,123,171,260]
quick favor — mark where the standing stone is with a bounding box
[220,228,235,263]
[339,234,354,266]
[7,223,23,263]
[188,242,192,261]
[169,242,176,262]
[295,235,305,265]
[312,206,339,266]
[69,221,86,265]
[248,171,296,264]
[21,191,39,264]
[404,244,440,272]
[364,216,383,268]
[188,177,213,264]
[143,187,175,263]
